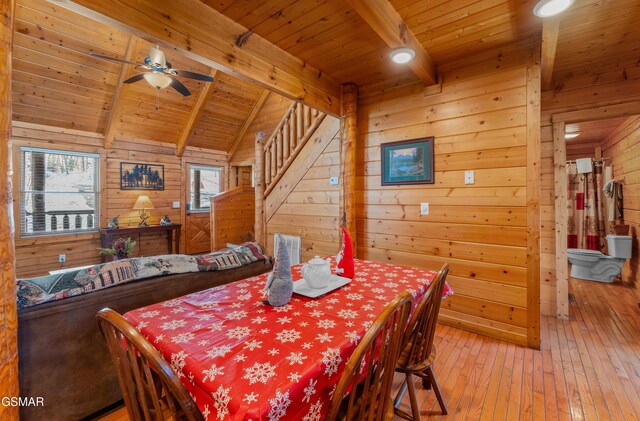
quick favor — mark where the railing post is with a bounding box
[285,111,293,160]
[295,102,303,147]
[254,131,266,248]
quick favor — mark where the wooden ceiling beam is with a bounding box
[48,0,341,117]
[345,0,437,85]
[228,90,270,162]
[103,35,136,149]
[176,69,218,157]
[541,17,560,91]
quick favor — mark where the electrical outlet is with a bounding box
[172,201,180,209]
[329,176,339,185]
[58,254,66,263]
[420,202,429,215]
[464,170,475,185]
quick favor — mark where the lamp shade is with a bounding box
[143,72,172,89]
[133,195,155,210]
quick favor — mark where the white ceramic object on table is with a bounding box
[301,255,332,289]
[293,275,352,298]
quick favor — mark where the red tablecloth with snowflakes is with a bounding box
[124,258,452,421]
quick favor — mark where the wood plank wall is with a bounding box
[357,44,539,346]
[602,116,640,285]
[540,56,640,316]
[230,94,293,166]
[265,121,342,259]
[11,122,228,278]
[210,186,255,250]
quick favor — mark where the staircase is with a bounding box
[261,102,326,197]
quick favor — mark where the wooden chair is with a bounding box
[326,291,413,421]
[96,308,204,421]
[394,264,450,420]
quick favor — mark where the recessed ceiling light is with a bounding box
[565,133,580,139]
[390,47,416,64]
[533,0,574,17]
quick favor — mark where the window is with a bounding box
[189,165,222,211]
[20,147,99,236]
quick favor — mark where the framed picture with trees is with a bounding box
[381,137,434,185]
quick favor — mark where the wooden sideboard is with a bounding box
[98,224,181,262]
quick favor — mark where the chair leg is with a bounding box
[427,366,448,415]
[417,369,432,389]
[406,373,421,421]
[394,376,408,409]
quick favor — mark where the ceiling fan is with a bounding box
[92,45,214,109]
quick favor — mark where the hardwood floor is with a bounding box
[97,277,640,420]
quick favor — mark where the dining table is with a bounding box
[124,258,453,420]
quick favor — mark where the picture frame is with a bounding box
[381,137,434,185]
[120,162,165,190]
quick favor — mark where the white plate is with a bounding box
[293,275,351,298]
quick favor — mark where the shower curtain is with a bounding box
[567,161,606,251]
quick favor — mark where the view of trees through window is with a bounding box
[21,147,99,235]
[190,166,221,210]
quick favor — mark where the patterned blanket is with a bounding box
[17,242,267,309]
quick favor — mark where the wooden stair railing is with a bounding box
[210,186,255,251]
[261,102,326,197]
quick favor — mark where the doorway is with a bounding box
[552,112,639,319]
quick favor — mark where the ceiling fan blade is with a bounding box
[172,69,215,82]
[90,52,139,66]
[170,77,191,96]
[123,73,146,84]
[149,46,167,68]
[90,52,151,69]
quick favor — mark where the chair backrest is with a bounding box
[326,291,413,421]
[96,308,204,421]
[401,264,450,369]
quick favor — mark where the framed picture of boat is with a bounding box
[381,137,434,185]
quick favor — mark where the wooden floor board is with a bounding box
[97,277,640,421]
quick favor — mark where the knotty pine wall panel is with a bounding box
[602,116,640,285]
[357,48,539,346]
[266,128,342,262]
[230,94,293,166]
[12,122,228,278]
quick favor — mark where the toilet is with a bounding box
[567,234,632,282]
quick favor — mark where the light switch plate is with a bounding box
[420,202,429,215]
[329,176,339,185]
[172,201,181,208]
[464,170,475,185]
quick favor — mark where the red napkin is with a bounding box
[336,226,355,279]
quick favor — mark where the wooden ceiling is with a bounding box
[11,0,640,149]
[565,117,629,146]
[201,0,540,88]
[12,0,270,153]
[552,0,640,79]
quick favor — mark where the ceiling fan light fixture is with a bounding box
[143,72,172,89]
[533,0,574,17]
[390,47,416,64]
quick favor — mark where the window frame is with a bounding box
[187,164,223,213]
[19,146,100,238]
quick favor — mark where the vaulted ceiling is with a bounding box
[12,0,273,154]
[11,0,640,152]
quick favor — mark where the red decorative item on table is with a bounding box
[335,225,355,278]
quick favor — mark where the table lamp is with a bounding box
[133,195,154,226]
